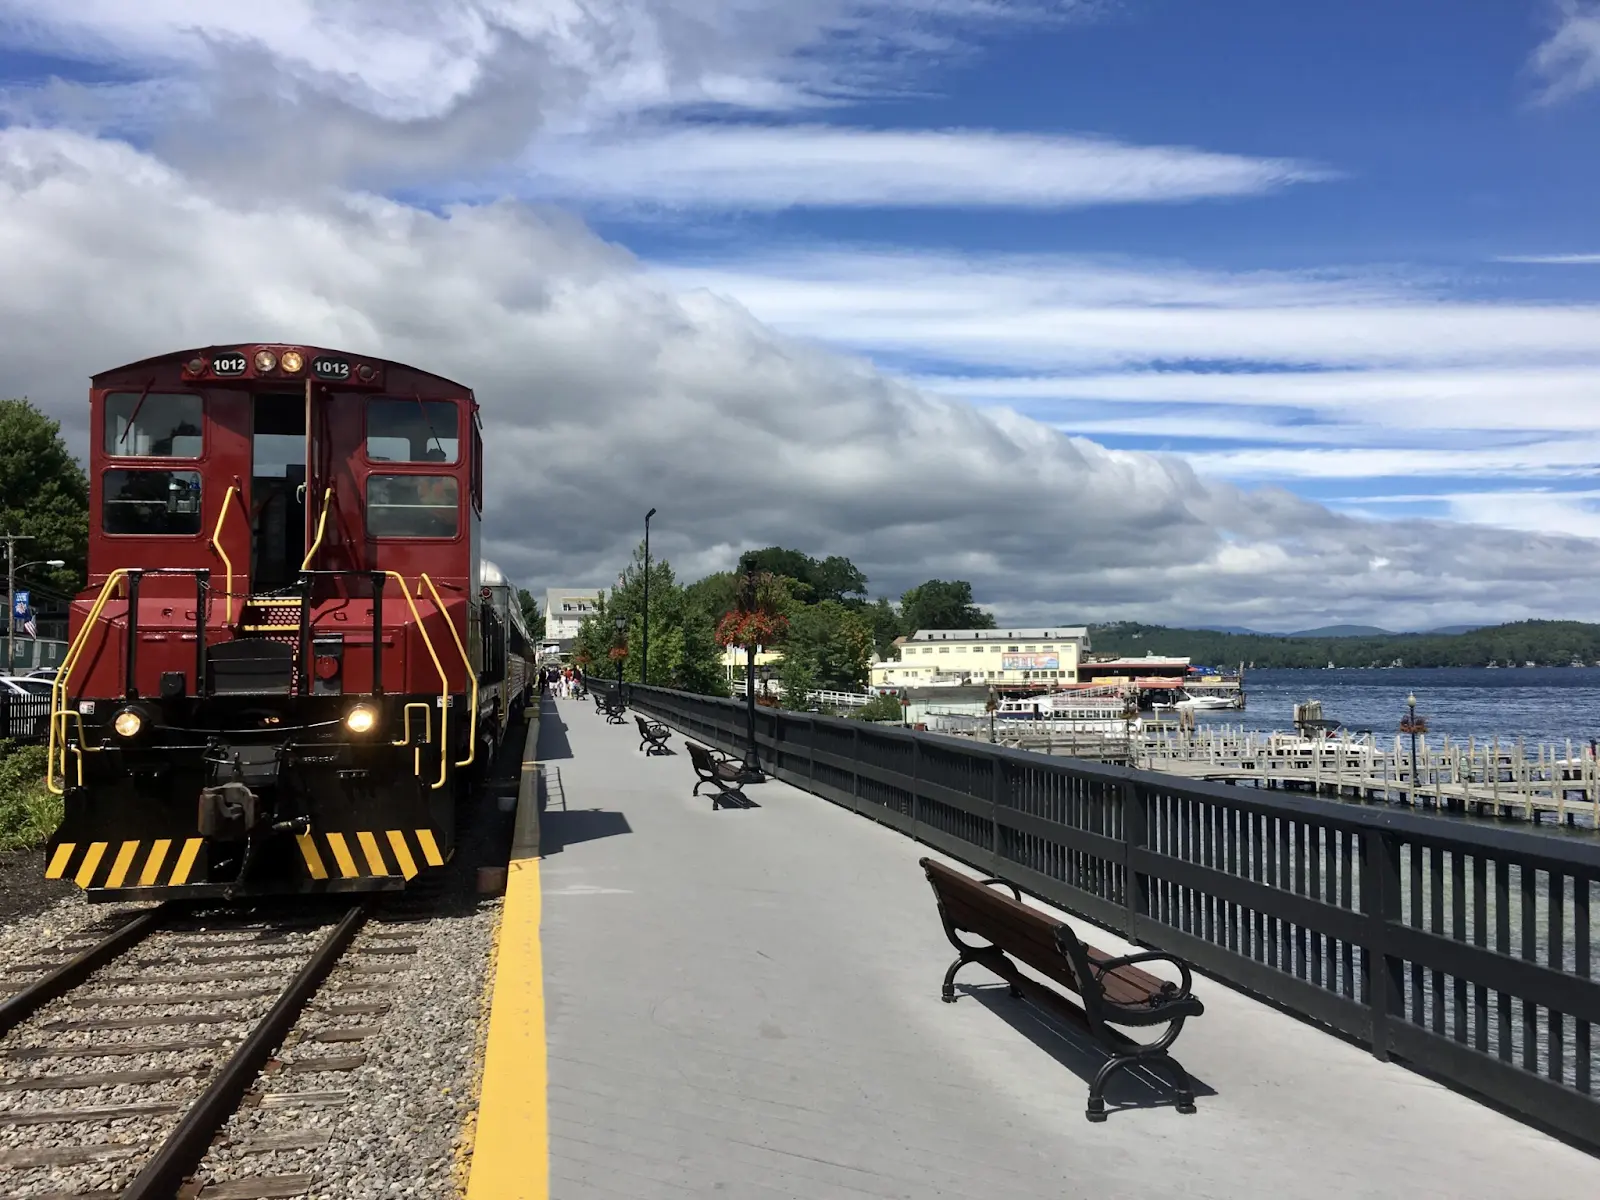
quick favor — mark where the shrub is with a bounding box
[0,741,61,852]
[851,693,906,723]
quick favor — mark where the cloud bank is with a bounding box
[2,128,1599,632]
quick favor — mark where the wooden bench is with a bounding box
[636,714,671,755]
[919,857,1203,1121]
[686,742,749,809]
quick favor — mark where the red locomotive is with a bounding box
[44,344,533,900]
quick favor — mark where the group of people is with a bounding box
[540,664,585,699]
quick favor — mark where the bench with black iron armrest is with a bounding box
[636,713,671,755]
[919,857,1204,1122]
[686,742,749,809]
[601,691,627,724]
[591,689,606,713]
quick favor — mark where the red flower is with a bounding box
[716,609,788,648]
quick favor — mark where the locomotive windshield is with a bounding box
[367,398,459,463]
[103,392,203,457]
[102,469,203,535]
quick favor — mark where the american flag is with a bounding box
[21,613,36,639]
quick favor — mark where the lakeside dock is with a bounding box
[932,720,1600,827]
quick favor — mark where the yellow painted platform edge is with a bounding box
[465,708,547,1200]
[464,855,546,1200]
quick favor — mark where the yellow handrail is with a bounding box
[48,569,131,794]
[383,571,451,790]
[391,701,434,778]
[421,573,478,767]
[210,485,246,624]
[300,487,334,572]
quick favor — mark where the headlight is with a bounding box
[112,709,144,738]
[345,703,378,734]
[253,349,277,373]
[280,349,304,373]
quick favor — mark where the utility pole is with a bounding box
[4,534,31,678]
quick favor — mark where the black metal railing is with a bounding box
[624,683,1600,1151]
[0,692,52,742]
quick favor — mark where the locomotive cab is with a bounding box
[44,345,525,900]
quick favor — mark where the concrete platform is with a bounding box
[531,698,1600,1199]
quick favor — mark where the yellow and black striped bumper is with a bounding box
[293,828,445,882]
[47,829,447,895]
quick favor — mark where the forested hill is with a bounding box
[1089,620,1600,669]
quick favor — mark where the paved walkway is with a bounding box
[534,699,1599,1199]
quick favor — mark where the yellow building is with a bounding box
[870,627,1089,691]
[721,645,784,689]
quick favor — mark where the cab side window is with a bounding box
[104,394,203,458]
[103,470,203,535]
[366,398,459,463]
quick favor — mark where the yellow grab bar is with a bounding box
[300,487,334,572]
[391,701,434,778]
[383,572,451,791]
[48,570,131,794]
[210,485,246,624]
[421,573,478,767]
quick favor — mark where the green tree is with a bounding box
[736,546,868,605]
[781,600,875,693]
[0,399,89,594]
[868,597,902,660]
[850,693,905,722]
[573,542,728,694]
[517,588,541,633]
[899,580,995,633]
[683,571,740,626]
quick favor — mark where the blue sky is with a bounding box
[5,0,1600,626]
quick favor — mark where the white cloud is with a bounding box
[0,0,1097,185]
[1531,1,1600,103]
[923,366,1600,431]
[2,126,1599,633]
[519,124,1329,211]
[656,249,1600,371]
[1496,253,1600,264]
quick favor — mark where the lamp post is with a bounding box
[4,535,65,677]
[1401,691,1422,805]
[642,507,656,687]
[614,614,626,698]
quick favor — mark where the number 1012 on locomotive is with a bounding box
[44,344,536,900]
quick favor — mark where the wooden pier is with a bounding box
[1136,726,1600,826]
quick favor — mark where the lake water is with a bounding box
[1205,667,1600,747]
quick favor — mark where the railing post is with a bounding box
[807,716,817,784]
[989,749,1006,875]
[910,731,921,837]
[1360,828,1404,1062]
[1121,778,1148,941]
[851,724,861,812]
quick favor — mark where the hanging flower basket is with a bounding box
[608,645,628,662]
[715,608,788,649]
[1399,714,1428,735]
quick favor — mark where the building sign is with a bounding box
[1002,653,1059,671]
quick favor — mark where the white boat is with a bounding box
[1153,690,1235,713]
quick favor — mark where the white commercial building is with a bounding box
[870,627,1091,691]
[544,588,604,645]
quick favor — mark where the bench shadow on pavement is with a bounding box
[959,983,1217,1118]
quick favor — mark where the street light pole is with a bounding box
[614,615,627,699]
[4,534,32,677]
[642,507,656,687]
[1406,691,1419,805]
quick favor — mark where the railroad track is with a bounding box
[0,901,419,1199]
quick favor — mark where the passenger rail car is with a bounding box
[44,344,533,900]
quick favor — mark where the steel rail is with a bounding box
[119,901,370,1200]
[0,906,170,1038]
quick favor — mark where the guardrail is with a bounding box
[625,682,1600,1151]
